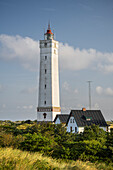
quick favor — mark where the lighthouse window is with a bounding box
[45,69,47,74]
[44,101,46,105]
[45,56,47,60]
[43,113,47,119]
[54,49,56,54]
[44,43,47,47]
[45,84,46,89]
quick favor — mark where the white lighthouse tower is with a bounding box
[37,24,61,122]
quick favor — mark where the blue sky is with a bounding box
[0,0,113,121]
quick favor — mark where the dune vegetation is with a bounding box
[0,120,113,169]
[0,147,113,170]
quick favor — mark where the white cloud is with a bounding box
[0,34,40,71]
[96,86,113,96]
[59,43,113,72]
[98,64,113,73]
[18,105,34,110]
[74,89,78,94]
[0,34,113,73]
[96,86,103,95]
[23,106,27,109]
[59,43,95,70]
[105,88,113,96]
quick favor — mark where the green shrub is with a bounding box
[20,133,56,154]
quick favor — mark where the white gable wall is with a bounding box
[67,116,78,133]
[54,117,61,124]
[78,127,84,133]
[66,117,107,133]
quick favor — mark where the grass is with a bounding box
[0,148,113,170]
[16,123,34,130]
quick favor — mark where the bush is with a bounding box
[20,133,56,154]
[0,132,24,148]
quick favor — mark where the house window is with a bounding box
[45,69,47,74]
[70,119,72,123]
[45,56,47,60]
[70,126,72,132]
[44,101,46,105]
[43,113,47,119]
[45,84,46,89]
[75,127,77,133]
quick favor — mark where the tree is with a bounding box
[105,130,113,162]
[20,133,56,154]
[83,124,106,142]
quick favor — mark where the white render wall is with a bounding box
[100,127,107,131]
[54,117,61,124]
[67,116,78,133]
[37,111,52,122]
[38,40,52,107]
[37,39,61,122]
[66,116,107,133]
[52,48,60,107]
[78,127,84,133]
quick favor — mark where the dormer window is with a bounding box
[81,115,86,120]
[86,117,92,121]
[81,115,92,121]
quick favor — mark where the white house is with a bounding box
[66,108,109,133]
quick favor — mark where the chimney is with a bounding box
[82,108,86,111]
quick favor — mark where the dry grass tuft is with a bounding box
[0,148,112,170]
